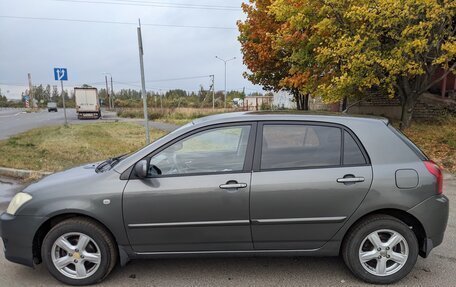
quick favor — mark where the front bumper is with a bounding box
[408,195,449,257]
[0,212,46,267]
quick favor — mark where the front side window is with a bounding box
[149,125,251,176]
[261,124,342,170]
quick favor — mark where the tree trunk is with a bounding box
[341,96,348,111]
[397,76,420,130]
[294,92,309,110]
[303,94,309,110]
[399,94,416,130]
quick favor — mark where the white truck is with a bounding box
[74,87,101,119]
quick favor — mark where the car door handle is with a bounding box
[337,177,365,183]
[219,183,247,189]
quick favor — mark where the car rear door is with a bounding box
[250,122,373,250]
[123,123,256,252]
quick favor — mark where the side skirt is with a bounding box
[121,241,341,263]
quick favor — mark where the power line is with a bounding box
[107,0,239,9]
[147,75,213,83]
[0,15,237,30]
[114,75,212,85]
[1,76,212,87]
[54,0,241,11]
[0,82,27,86]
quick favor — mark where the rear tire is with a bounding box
[342,214,418,284]
[42,218,117,286]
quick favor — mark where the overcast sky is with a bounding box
[0,0,263,99]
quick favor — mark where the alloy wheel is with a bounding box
[51,232,101,279]
[358,229,409,277]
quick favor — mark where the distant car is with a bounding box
[47,102,58,112]
[0,112,449,285]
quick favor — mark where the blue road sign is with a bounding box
[54,68,68,81]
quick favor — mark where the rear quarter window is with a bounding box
[388,125,428,160]
[343,131,367,165]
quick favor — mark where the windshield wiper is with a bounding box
[95,154,128,173]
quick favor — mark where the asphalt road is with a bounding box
[0,174,454,286]
[0,108,178,140]
[0,108,107,140]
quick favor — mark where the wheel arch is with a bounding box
[32,212,120,265]
[340,208,427,257]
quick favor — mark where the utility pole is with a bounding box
[137,19,150,144]
[215,56,236,109]
[27,73,33,110]
[110,76,114,108]
[104,75,110,109]
[210,74,215,110]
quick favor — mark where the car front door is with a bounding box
[123,123,256,252]
[250,122,373,250]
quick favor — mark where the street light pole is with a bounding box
[104,75,110,109]
[103,72,113,109]
[110,76,114,108]
[215,56,236,109]
[210,74,215,110]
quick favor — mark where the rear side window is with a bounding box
[343,131,367,165]
[388,125,428,160]
[261,125,341,170]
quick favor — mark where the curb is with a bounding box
[0,167,53,179]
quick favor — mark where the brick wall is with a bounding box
[312,93,455,120]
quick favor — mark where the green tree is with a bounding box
[0,89,7,106]
[270,0,456,128]
[57,90,71,108]
[32,84,46,106]
[51,86,59,102]
[44,85,51,102]
[98,88,108,107]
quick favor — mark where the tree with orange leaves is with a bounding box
[238,0,317,110]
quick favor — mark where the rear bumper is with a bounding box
[408,195,449,257]
[0,212,46,267]
[77,111,100,118]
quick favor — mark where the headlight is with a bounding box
[6,192,32,215]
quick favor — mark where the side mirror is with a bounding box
[134,160,149,178]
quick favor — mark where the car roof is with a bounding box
[191,111,389,126]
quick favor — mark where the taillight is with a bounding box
[424,160,443,194]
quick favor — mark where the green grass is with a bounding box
[0,123,166,172]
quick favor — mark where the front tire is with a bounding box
[342,214,418,284]
[42,218,117,286]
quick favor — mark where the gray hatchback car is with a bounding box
[0,112,449,285]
